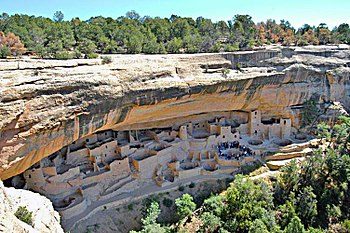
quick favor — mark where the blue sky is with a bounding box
[1,0,349,28]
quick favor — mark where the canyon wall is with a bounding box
[0,46,349,180]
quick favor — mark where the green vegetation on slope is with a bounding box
[14,206,34,226]
[1,11,350,59]
[133,115,350,232]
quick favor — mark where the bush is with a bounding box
[128,203,134,211]
[33,44,47,58]
[101,56,112,64]
[240,161,263,174]
[0,46,11,58]
[86,53,99,59]
[224,43,239,52]
[178,185,185,192]
[221,68,230,78]
[301,99,320,127]
[142,38,161,54]
[54,51,73,60]
[166,37,183,54]
[162,198,173,208]
[14,206,33,226]
[189,182,195,188]
[175,194,196,219]
[342,220,350,231]
[200,212,221,232]
[73,50,82,59]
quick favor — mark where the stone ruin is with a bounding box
[7,109,313,221]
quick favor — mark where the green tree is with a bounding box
[142,202,160,226]
[131,202,168,233]
[45,21,75,55]
[202,195,224,216]
[144,17,170,43]
[196,17,215,36]
[301,99,320,127]
[230,14,257,48]
[171,17,192,39]
[126,34,143,54]
[342,220,350,232]
[306,227,325,233]
[333,23,350,44]
[277,200,297,229]
[223,175,275,232]
[53,11,64,22]
[249,219,269,233]
[126,10,140,21]
[175,193,196,219]
[284,216,305,233]
[200,212,221,232]
[77,38,97,57]
[142,29,161,54]
[277,160,300,199]
[166,37,182,53]
[296,186,318,227]
[183,33,202,53]
[0,45,11,58]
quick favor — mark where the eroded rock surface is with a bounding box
[0,46,349,181]
[0,180,63,233]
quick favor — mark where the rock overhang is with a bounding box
[0,46,350,180]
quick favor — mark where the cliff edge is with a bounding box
[0,45,349,180]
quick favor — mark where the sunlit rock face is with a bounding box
[0,45,349,180]
[0,180,64,233]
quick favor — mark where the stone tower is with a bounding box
[249,110,261,138]
[179,125,188,140]
[280,118,291,139]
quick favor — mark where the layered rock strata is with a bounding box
[0,46,349,181]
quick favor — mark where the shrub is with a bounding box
[301,99,320,127]
[240,161,263,174]
[178,185,185,192]
[54,51,73,60]
[175,194,196,219]
[166,37,183,54]
[224,43,239,52]
[33,44,47,58]
[86,53,98,59]
[221,68,230,78]
[14,206,33,226]
[101,56,112,64]
[0,45,11,58]
[342,220,350,231]
[73,50,82,59]
[128,203,134,211]
[162,198,173,208]
[200,212,221,232]
[189,182,195,188]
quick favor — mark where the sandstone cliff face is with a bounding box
[0,180,64,233]
[0,46,349,180]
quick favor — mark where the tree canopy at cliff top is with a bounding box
[0,10,350,59]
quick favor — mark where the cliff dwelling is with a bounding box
[1,45,349,232]
[6,109,312,221]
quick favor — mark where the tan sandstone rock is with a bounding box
[0,47,349,180]
[0,180,64,233]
